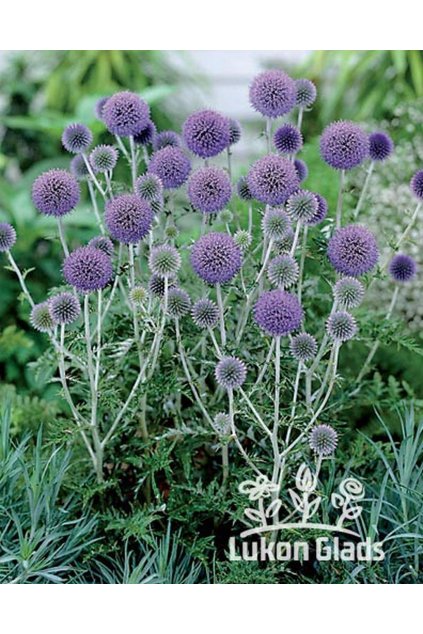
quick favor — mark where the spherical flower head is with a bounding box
[103,91,150,137]
[148,146,191,189]
[309,424,337,456]
[274,229,294,254]
[320,121,369,170]
[212,412,231,436]
[267,254,299,288]
[290,333,318,362]
[183,109,230,158]
[32,169,80,217]
[307,192,328,226]
[254,289,303,337]
[191,232,242,285]
[327,224,379,277]
[95,96,109,121]
[295,79,317,108]
[237,176,253,200]
[247,155,299,206]
[130,285,147,307]
[88,235,114,257]
[410,170,423,200]
[215,356,247,390]
[388,253,417,283]
[219,209,233,224]
[188,166,232,214]
[149,244,181,278]
[62,123,93,154]
[369,131,394,162]
[70,155,90,181]
[249,69,296,118]
[49,292,81,325]
[191,298,219,329]
[165,225,179,240]
[234,229,252,251]
[262,207,291,241]
[0,223,17,252]
[286,189,318,223]
[135,173,164,204]
[105,194,153,244]
[326,311,357,342]
[63,246,113,292]
[166,287,191,319]
[90,145,118,173]
[228,118,242,146]
[334,277,364,309]
[148,273,175,298]
[133,121,156,146]
[274,124,303,155]
[30,302,54,333]
[152,130,182,152]
[294,158,308,183]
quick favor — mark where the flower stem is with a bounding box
[216,283,226,348]
[353,161,374,220]
[335,169,345,229]
[6,251,34,307]
[57,218,69,257]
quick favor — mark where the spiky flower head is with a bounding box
[228,118,242,146]
[149,244,181,278]
[254,289,303,337]
[247,154,299,206]
[187,166,232,214]
[326,311,357,342]
[191,298,219,329]
[95,96,109,121]
[410,170,423,200]
[191,232,242,285]
[148,274,175,298]
[388,254,417,283]
[334,277,365,309]
[183,109,230,158]
[212,412,231,436]
[219,209,233,225]
[90,145,118,173]
[267,254,299,288]
[0,223,17,252]
[369,131,394,162]
[130,285,147,307]
[148,146,191,189]
[274,229,294,254]
[234,229,252,251]
[88,236,114,257]
[215,356,247,390]
[63,246,113,292]
[328,224,379,277]
[62,123,93,154]
[70,155,90,181]
[135,173,163,203]
[290,333,318,361]
[286,189,318,223]
[262,207,291,241]
[152,130,182,152]
[309,424,338,456]
[273,124,303,155]
[49,292,81,325]
[105,194,153,244]
[307,192,328,226]
[30,302,54,333]
[133,121,156,146]
[294,158,308,182]
[103,91,150,137]
[165,225,179,240]
[32,169,80,217]
[249,69,296,118]
[320,120,369,170]
[237,176,253,201]
[295,79,317,108]
[167,287,191,319]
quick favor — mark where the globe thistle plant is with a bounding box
[212,412,231,436]
[103,91,150,137]
[130,285,147,307]
[191,232,242,285]
[247,154,299,206]
[62,123,93,154]
[191,298,219,329]
[273,124,303,155]
[88,236,114,257]
[320,121,369,170]
[148,146,191,189]
[309,425,338,456]
[187,166,232,214]
[286,190,318,223]
[294,158,308,183]
[254,289,303,337]
[133,121,156,146]
[167,288,191,318]
[70,155,90,181]
[105,194,153,244]
[410,170,423,200]
[290,333,318,362]
[369,131,394,162]
[63,246,113,292]
[215,356,247,390]
[30,302,54,333]
[0,222,17,252]
[307,192,328,226]
[389,253,417,283]
[295,79,317,108]
[153,130,182,152]
[149,244,181,278]
[183,110,230,158]
[148,273,175,298]
[327,225,379,276]
[262,207,291,241]
[249,70,296,118]
[334,277,365,309]
[237,176,253,201]
[234,229,252,251]
[90,145,118,173]
[134,174,163,204]
[228,119,242,146]
[95,96,109,121]
[267,254,299,288]
[49,292,81,325]
[32,169,80,217]
[218,209,233,225]
[326,311,357,342]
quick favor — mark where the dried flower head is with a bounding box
[328,224,379,276]
[295,79,317,108]
[389,253,417,283]
[88,236,114,257]
[49,292,81,325]
[187,166,232,214]
[334,277,365,309]
[326,311,357,342]
[183,110,230,158]
[90,145,118,173]
[0,222,17,252]
[30,302,54,333]
[62,123,93,154]
[290,333,318,361]
[320,121,369,170]
[267,254,299,288]
[63,246,113,292]
[103,91,150,137]
[247,154,299,206]
[254,289,303,337]
[167,287,191,318]
[215,356,247,390]
[153,130,182,152]
[191,298,219,329]
[148,146,191,189]
[32,169,80,217]
[149,244,181,278]
[105,194,153,244]
[191,232,242,285]
[262,207,291,241]
[309,424,338,456]
[274,124,303,155]
[369,131,394,162]
[286,189,318,223]
[249,69,296,118]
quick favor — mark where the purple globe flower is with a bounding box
[334,277,364,309]
[228,118,242,146]
[274,124,303,155]
[63,246,113,292]
[328,225,379,277]
[369,131,394,162]
[254,289,303,337]
[62,123,93,154]
[191,232,242,285]
[148,146,191,189]
[30,302,54,333]
[49,292,81,325]
[262,207,291,241]
[290,333,318,362]
[410,170,423,200]
[294,158,308,182]
[309,424,337,456]
[152,130,182,152]
[187,166,232,214]
[295,79,317,108]
[95,96,109,121]
[388,254,417,283]
[191,298,219,329]
[286,189,318,222]
[320,121,369,170]
[215,356,247,390]
[90,145,118,173]
[167,287,191,319]
[133,121,156,146]
[149,244,181,278]
[135,173,164,203]
[249,70,296,118]
[183,110,230,158]
[0,223,17,252]
[103,91,150,137]
[88,235,114,256]
[32,169,80,217]
[105,194,153,244]
[326,311,357,342]
[70,155,90,181]
[307,192,328,226]
[247,154,299,206]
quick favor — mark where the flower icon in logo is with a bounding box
[239,475,279,501]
